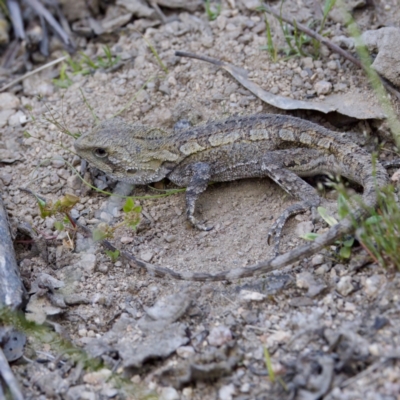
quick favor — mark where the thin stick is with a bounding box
[0,348,24,400]
[261,3,400,100]
[0,55,67,92]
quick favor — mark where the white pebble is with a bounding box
[160,387,179,400]
[218,384,235,400]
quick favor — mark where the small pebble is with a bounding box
[97,264,109,274]
[296,271,314,289]
[314,80,332,95]
[0,109,14,127]
[160,387,179,400]
[311,254,324,266]
[270,86,279,94]
[164,234,176,243]
[239,290,266,302]
[176,346,195,359]
[78,328,87,337]
[140,251,154,262]
[218,384,235,400]
[364,275,384,297]
[336,276,354,296]
[295,221,313,236]
[80,254,96,273]
[8,110,27,127]
[0,92,20,110]
[0,173,12,185]
[208,325,232,347]
[301,57,314,69]
[327,60,338,70]
[240,383,250,393]
[83,369,112,385]
[182,387,193,398]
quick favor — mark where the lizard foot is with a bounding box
[267,202,317,255]
[188,215,214,231]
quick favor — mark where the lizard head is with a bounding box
[74,118,180,184]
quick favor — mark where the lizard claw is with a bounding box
[267,225,282,256]
[189,216,214,231]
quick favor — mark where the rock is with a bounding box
[314,80,332,95]
[301,57,314,69]
[243,0,261,10]
[296,271,314,289]
[0,92,20,110]
[97,264,109,274]
[67,174,81,190]
[8,110,27,126]
[35,371,69,397]
[83,369,112,385]
[334,82,347,92]
[160,387,179,400]
[240,383,250,393]
[327,60,338,70]
[315,263,330,275]
[176,345,195,359]
[364,274,385,297]
[164,234,176,243]
[239,290,266,302]
[336,276,354,296]
[291,74,304,87]
[140,250,154,262]
[80,253,97,273]
[0,109,14,127]
[218,384,235,400]
[51,156,65,168]
[207,325,232,347]
[23,75,54,96]
[120,236,133,244]
[66,386,96,400]
[158,83,170,96]
[201,35,214,48]
[362,27,400,87]
[0,172,12,185]
[332,35,355,49]
[265,330,291,346]
[155,107,173,125]
[311,254,324,266]
[295,221,313,237]
[270,86,279,94]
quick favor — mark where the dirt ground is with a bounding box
[1,0,400,399]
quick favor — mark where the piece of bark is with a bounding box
[0,194,25,310]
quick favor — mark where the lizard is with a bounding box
[74,114,389,281]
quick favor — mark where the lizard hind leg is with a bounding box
[261,155,322,255]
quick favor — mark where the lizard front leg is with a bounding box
[185,162,212,231]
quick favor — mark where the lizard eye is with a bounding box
[93,148,107,158]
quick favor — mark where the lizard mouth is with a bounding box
[126,167,138,174]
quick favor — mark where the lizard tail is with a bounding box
[120,163,388,282]
[118,208,363,282]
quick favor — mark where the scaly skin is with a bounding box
[74,114,389,281]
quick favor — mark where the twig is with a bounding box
[175,51,223,66]
[0,194,25,310]
[339,358,386,389]
[261,3,400,101]
[0,55,67,92]
[0,348,24,400]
